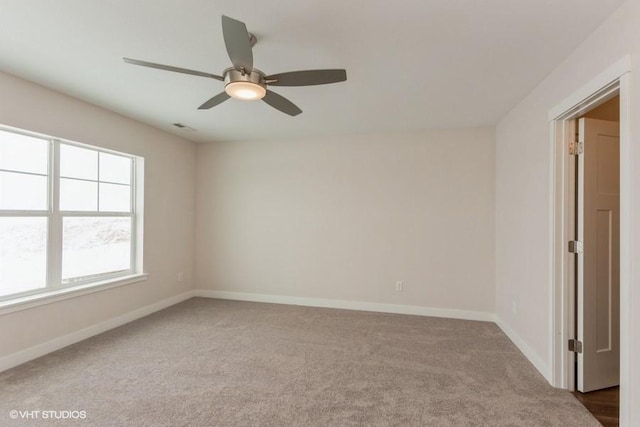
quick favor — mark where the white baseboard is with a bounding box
[495,317,551,382]
[0,290,195,373]
[193,289,496,322]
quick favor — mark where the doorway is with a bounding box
[550,57,631,426]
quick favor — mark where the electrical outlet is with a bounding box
[512,301,517,314]
[395,281,403,292]
[177,272,184,282]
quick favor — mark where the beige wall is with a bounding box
[0,72,196,357]
[195,128,496,313]
[495,0,639,424]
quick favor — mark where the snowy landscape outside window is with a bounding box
[0,126,142,301]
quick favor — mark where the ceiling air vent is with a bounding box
[173,123,196,131]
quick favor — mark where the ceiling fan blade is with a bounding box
[221,15,253,73]
[262,90,302,116]
[198,92,231,109]
[123,58,223,81]
[266,69,347,87]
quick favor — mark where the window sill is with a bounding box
[0,273,148,316]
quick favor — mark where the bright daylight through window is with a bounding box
[0,127,142,301]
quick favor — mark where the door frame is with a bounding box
[549,55,631,423]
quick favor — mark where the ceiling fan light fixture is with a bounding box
[225,81,266,100]
[223,68,266,101]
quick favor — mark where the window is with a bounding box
[0,126,143,301]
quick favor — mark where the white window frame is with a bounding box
[0,125,145,305]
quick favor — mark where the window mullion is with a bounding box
[47,140,63,289]
[129,159,136,274]
[97,153,101,212]
[58,211,131,217]
[0,210,48,217]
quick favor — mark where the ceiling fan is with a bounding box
[123,15,347,116]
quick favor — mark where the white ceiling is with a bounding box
[0,0,624,143]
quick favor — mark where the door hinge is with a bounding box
[569,137,584,155]
[568,339,583,353]
[568,240,583,254]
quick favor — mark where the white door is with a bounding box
[577,117,620,392]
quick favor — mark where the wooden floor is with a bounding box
[573,386,619,427]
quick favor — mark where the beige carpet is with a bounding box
[0,298,599,426]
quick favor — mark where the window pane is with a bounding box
[0,171,48,210]
[99,183,130,212]
[60,178,97,211]
[0,130,48,174]
[0,217,47,297]
[60,144,97,180]
[62,217,131,283]
[100,153,131,184]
